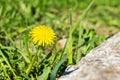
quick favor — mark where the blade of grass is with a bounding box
[1,63,11,79]
[2,28,30,63]
[37,67,51,80]
[65,9,73,64]
[50,54,68,80]
[0,50,17,77]
[65,0,94,64]
[72,0,95,33]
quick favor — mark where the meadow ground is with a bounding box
[0,0,120,80]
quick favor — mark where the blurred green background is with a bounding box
[0,0,120,34]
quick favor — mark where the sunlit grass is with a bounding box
[0,0,120,80]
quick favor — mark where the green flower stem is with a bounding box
[26,48,40,75]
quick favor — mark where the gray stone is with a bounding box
[59,32,120,80]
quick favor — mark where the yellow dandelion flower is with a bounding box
[30,25,56,47]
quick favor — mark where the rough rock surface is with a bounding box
[59,32,120,80]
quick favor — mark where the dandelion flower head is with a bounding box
[30,25,56,47]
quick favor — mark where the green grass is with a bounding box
[0,0,120,80]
